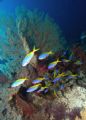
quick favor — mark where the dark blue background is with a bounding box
[0,0,86,42]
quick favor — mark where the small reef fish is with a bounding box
[60,84,64,90]
[38,51,53,60]
[11,78,28,87]
[80,32,86,40]
[53,90,57,97]
[44,88,48,93]
[74,60,83,65]
[62,59,71,63]
[69,52,74,60]
[36,86,48,93]
[44,74,49,80]
[22,47,39,67]
[32,77,45,84]
[53,69,59,78]
[62,48,69,57]
[57,72,67,78]
[67,74,77,79]
[48,59,61,70]
[26,84,41,92]
[53,77,61,83]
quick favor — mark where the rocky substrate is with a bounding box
[0,66,86,120]
[0,83,86,120]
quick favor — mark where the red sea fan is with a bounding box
[37,64,48,76]
[15,95,36,117]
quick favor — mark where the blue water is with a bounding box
[0,0,86,41]
[0,0,86,79]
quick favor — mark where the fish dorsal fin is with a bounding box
[33,46,39,52]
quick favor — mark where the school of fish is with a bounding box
[11,47,82,96]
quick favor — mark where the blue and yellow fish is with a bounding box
[38,51,53,60]
[48,59,61,70]
[22,47,39,67]
[60,84,64,90]
[69,52,74,60]
[36,86,48,93]
[53,77,61,83]
[26,84,41,92]
[57,72,67,78]
[62,59,71,63]
[74,60,83,65]
[11,78,28,87]
[32,77,45,84]
[67,74,77,79]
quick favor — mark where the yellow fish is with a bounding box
[38,51,53,60]
[57,72,67,78]
[22,46,39,67]
[37,86,48,93]
[48,59,61,69]
[26,84,41,92]
[62,59,71,63]
[67,74,78,79]
[32,77,45,84]
[53,90,57,97]
[11,78,28,87]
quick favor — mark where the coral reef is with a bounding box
[1,6,86,120]
[0,7,67,80]
[1,48,86,120]
[9,85,86,120]
[0,81,22,120]
[73,47,86,88]
[7,47,86,120]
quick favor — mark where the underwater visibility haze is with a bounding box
[0,0,86,120]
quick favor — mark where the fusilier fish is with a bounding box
[53,77,61,83]
[26,84,41,92]
[11,78,28,87]
[48,59,61,69]
[38,51,53,60]
[22,47,39,67]
[32,77,45,84]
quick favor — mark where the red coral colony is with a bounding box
[9,46,86,119]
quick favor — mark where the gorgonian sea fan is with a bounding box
[0,7,67,80]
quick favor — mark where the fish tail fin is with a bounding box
[56,58,61,63]
[25,77,28,80]
[53,90,57,97]
[49,51,53,55]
